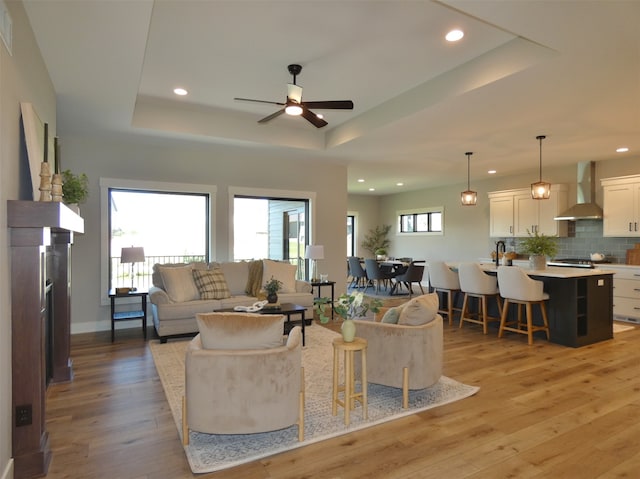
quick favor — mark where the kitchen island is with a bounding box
[462,264,614,347]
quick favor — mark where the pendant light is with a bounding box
[531,135,551,199]
[461,151,477,206]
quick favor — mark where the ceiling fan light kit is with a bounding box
[234,64,354,128]
[461,151,477,206]
[531,135,551,200]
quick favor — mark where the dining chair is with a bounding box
[393,262,425,298]
[348,256,368,289]
[364,259,396,294]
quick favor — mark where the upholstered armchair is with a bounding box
[353,294,443,408]
[182,312,304,444]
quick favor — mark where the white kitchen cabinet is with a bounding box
[601,175,640,237]
[606,265,640,323]
[489,194,515,237]
[488,185,568,238]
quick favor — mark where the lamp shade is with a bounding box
[121,246,145,264]
[305,245,324,260]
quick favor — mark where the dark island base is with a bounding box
[441,272,613,348]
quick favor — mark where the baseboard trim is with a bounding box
[1,458,14,479]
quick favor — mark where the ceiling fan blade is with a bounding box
[301,100,353,110]
[258,109,285,123]
[234,97,285,106]
[301,108,328,128]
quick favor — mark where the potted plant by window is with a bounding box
[263,276,283,304]
[361,224,392,259]
[519,230,558,270]
[61,169,89,211]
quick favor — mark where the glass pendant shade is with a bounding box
[461,151,477,206]
[531,135,551,200]
[461,190,478,205]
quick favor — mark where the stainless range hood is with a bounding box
[554,161,603,220]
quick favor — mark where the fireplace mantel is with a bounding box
[8,200,84,479]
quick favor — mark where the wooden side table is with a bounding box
[108,289,148,342]
[332,337,368,426]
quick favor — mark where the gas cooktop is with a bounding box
[547,258,612,268]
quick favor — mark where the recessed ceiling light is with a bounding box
[368,188,375,192]
[173,87,188,96]
[357,178,365,183]
[396,182,404,186]
[316,113,324,119]
[616,147,629,153]
[446,29,464,42]
[488,170,497,174]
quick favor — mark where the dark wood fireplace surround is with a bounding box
[8,201,84,479]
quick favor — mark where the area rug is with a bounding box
[150,325,479,474]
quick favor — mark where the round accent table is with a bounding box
[332,337,368,426]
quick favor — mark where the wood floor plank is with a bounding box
[42,322,640,478]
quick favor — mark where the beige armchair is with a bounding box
[353,308,443,409]
[182,313,304,444]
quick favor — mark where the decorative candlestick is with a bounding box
[38,161,52,202]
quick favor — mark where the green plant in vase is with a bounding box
[263,276,283,303]
[61,169,89,205]
[315,292,382,342]
[519,229,558,269]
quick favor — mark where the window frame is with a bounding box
[99,177,217,305]
[396,206,444,236]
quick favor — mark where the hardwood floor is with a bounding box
[44,321,640,478]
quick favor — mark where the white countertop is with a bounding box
[468,262,615,278]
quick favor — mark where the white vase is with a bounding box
[529,254,547,270]
[341,319,356,343]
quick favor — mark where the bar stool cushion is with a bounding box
[497,266,549,302]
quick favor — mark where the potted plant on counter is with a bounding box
[519,230,558,270]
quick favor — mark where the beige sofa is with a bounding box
[148,259,313,342]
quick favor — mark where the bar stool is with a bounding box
[497,266,550,345]
[428,261,462,325]
[332,337,368,426]
[457,262,503,334]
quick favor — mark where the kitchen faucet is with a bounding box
[496,241,506,267]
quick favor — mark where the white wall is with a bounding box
[1,1,57,476]
[58,134,349,332]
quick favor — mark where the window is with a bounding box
[347,215,355,257]
[397,207,443,234]
[100,178,216,303]
[230,186,316,280]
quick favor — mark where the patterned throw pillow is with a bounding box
[192,269,231,300]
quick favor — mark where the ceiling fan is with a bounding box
[234,64,354,128]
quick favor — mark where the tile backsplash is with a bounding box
[493,220,639,264]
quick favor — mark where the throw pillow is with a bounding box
[218,261,249,296]
[158,265,200,302]
[398,292,439,326]
[380,307,401,324]
[262,259,297,293]
[245,260,264,296]
[196,312,285,350]
[192,269,231,300]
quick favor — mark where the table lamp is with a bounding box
[121,246,145,291]
[305,245,324,282]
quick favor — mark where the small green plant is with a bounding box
[519,230,558,258]
[361,224,392,257]
[263,276,283,295]
[61,169,89,204]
